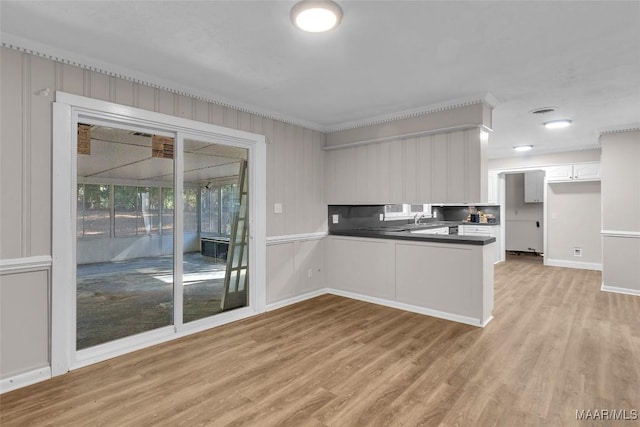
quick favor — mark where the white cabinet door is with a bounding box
[524,171,544,203]
[573,162,601,180]
[546,165,573,181]
[546,163,601,182]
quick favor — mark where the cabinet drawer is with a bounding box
[461,225,496,236]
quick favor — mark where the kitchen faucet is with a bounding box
[414,213,426,225]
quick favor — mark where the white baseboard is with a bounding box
[327,289,487,327]
[601,283,640,297]
[1,366,51,394]
[545,259,602,271]
[265,288,329,311]
[266,288,490,327]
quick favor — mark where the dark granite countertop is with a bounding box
[329,223,496,246]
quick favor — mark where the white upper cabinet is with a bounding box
[524,170,544,203]
[573,163,602,180]
[325,128,487,204]
[546,162,601,182]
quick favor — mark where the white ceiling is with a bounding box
[1,1,639,159]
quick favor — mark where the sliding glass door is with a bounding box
[53,92,265,375]
[76,124,175,350]
[74,126,249,352]
[181,139,249,323]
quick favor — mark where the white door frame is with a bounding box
[492,167,548,265]
[52,92,266,375]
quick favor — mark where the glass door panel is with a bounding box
[182,139,248,323]
[76,123,174,350]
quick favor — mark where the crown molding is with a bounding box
[1,33,326,132]
[1,33,498,135]
[325,92,498,133]
[599,125,640,136]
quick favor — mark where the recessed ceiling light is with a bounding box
[543,119,572,129]
[290,1,343,33]
[513,145,533,152]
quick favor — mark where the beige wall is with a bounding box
[0,47,326,380]
[600,130,640,291]
[547,181,602,265]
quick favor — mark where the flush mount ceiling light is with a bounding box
[290,0,343,33]
[543,119,572,129]
[513,145,533,152]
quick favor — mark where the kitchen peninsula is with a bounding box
[326,205,496,327]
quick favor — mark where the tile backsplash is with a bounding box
[328,204,501,231]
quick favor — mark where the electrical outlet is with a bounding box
[573,247,582,257]
[332,214,339,224]
[379,213,384,221]
[307,268,313,278]
[274,203,283,214]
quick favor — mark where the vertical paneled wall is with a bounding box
[325,128,487,205]
[600,130,640,292]
[0,46,326,257]
[0,46,326,380]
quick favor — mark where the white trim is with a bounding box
[266,232,327,245]
[72,307,258,370]
[545,259,603,271]
[599,126,640,136]
[52,92,267,376]
[0,255,52,274]
[1,35,324,132]
[1,37,498,135]
[602,230,640,238]
[323,124,488,151]
[601,283,640,297]
[0,366,51,394]
[327,289,488,327]
[265,289,329,311]
[326,93,498,133]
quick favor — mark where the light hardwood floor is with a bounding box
[1,261,639,426]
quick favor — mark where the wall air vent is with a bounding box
[530,107,556,115]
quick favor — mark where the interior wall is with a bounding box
[0,47,326,381]
[600,130,640,292]
[504,173,543,253]
[546,181,602,265]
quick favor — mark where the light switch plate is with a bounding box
[274,203,283,214]
[332,214,339,224]
[379,213,384,221]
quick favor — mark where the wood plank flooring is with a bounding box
[1,261,639,426]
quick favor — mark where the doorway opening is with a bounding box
[499,171,545,265]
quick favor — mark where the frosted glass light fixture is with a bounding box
[513,145,533,152]
[291,1,343,32]
[543,119,572,129]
